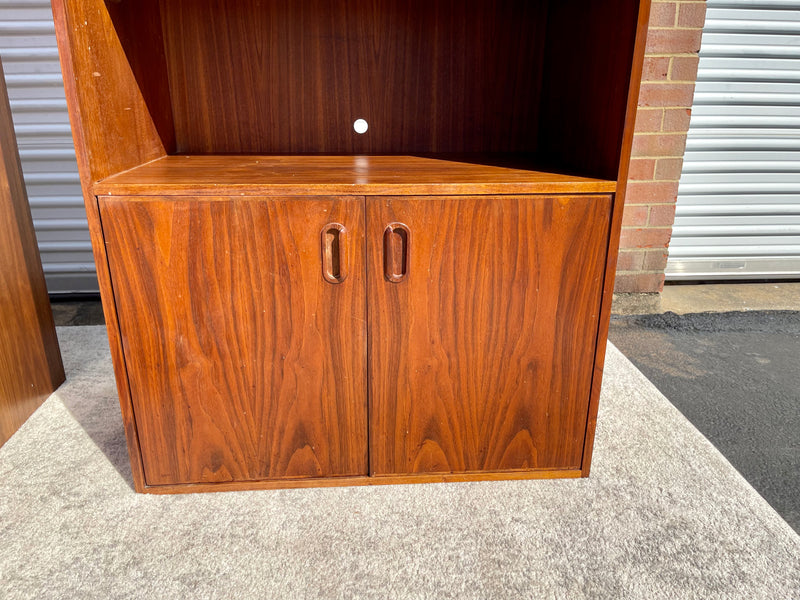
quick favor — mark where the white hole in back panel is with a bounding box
[353,119,368,134]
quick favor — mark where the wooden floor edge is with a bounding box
[141,469,584,494]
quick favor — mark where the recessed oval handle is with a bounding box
[321,223,347,284]
[383,222,410,283]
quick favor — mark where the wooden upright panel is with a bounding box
[581,0,652,476]
[51,0,167,183]
[99,196,367,485]
[0,58,64,447]
[368,195,611,475]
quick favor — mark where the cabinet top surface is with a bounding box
[93,155,617,197]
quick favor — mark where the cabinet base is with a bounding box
[139,469,584,494]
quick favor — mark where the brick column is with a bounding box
[616,0,707,293]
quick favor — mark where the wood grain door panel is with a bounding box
[99,196,367,485]
[367,195,611,475]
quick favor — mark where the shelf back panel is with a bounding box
[158,0,547,154]
[538,0,643,181]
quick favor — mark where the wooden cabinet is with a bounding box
[367,195,611,476]
[53,0,651,492]
[100,197,368,484]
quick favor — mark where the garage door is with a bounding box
[666,0,800,280]
[0,0,96,294]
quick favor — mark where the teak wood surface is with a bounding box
[50,0,653,492]
[0,58,64,447]
[100,196,368,485]
[158,0,547,154]
[51,0,167,183]
[368,195,611,475]
[53,0,154,487]
[93,155,616,197]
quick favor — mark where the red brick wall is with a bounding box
[616,0,707,293]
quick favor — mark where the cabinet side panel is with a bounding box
[99,196,367,485]
[53,0,167,182]
[368,195,611,475]
[52,0,165,490]
[0,58,65,447]
[538,0,642,180]
[582,0,652,477]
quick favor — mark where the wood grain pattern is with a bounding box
[93,155,616,197]
[104,0,176,153]
[538,0,643,180]
[52,0,166,182]
[99,196,367,485]
[367,195,611,475]
[159,0,547,154]
[0,58,64,447]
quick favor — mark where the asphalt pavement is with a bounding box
[609,310,800,533]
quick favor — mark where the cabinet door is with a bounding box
[368,195,611,475]
[100,196,366,485]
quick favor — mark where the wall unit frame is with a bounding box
[53,0,651,493]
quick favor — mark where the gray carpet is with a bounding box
[0,327,798,599]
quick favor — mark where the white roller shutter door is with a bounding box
[0,0,96,293]
[667,0,800,280]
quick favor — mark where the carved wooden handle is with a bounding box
[383,222,410,283]
[321,223,347,283]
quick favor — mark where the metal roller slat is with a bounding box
[682,160,800,172]
[680,172,800,183]
[670,239,800,253]
[679,183,800,195]
[677,193,800,206]
[706,9,800,22]
[702,33,800,47]
[677,204,800,215]
[691,105,800,116]
[684,149,800,159]
[675,214,800,226]
[699,56,800,69]
[695,81,800,93]
[686,137,800,149]
[0,22,54,35]
[38,241,93,252]
[710,1,800,8]
[691,115,800,126]
[674,225,800,236]
[698,68,800,82]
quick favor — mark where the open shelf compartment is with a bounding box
[56,0,643,192]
